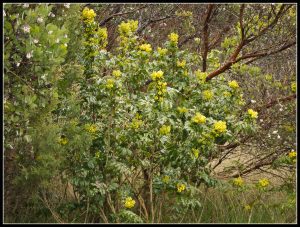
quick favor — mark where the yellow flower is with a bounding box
[202,90,213,100]
[157,47,168,55]
[183,70,188,77]
[159,125,171,135]
[265,74,273,81]
[177,183,186,192]
[151,70,164,81]
[118,20,138,36]
[177,107,188,114]
[214,121,227,133]
[177,60,186,68]
[82,7,96,23]
[135,113,142,119]
[192,112,206,124]
[258,178,269,188]
[247,109,258,119]
[288,150,296,159]
[139,43,152,52]
[85,124,97,133]
[233,177,244,187]
[168,32,179,44]
[195,70,207,84]
[112,70,122,78]
[162,175,170,183]
[130,118,143,129]
[223,91,231,97]
[95,151,101,158]
[58,137,68,145]
[291,82,296,93]
[244,204,251,211]
[192,148,199,158]
[106,79,115,89]
[97,27,108,40]
[124,197,136,209]
[228,80,239,89]
[194,37,201,44]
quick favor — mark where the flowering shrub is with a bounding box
[4,4,296,224]
[53,7,264,223]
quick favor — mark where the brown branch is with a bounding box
[99,5,148,26]
[137,15,174,34]
[205,4,246,81]
[245,4,287,43]
[205,41,244,81]
[205,5,292,82]
[202,4,215,72]
[178,33,198,48]
[237,41,296,63]
[243,41,296,65]
[208,25,231,49]
[239,4,246,40]
[229,153,278,178]
[255,94,296,112]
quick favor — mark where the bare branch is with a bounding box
[99,5,148,26]
[256,94,296,112]
[202,4,215,72]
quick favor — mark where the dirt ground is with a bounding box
[210,147,292,185]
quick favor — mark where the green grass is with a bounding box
[5,183,296,223]
[160,185,296,223]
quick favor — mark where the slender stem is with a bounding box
[84,197,90,223]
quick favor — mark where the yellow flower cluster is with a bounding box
[233,177,244,187]
[214,121,227,134]
[96,28,108,48]
[244,204,251,211]
[291,82,296,92]
[151,70,164,81]
[176,10,193,17]
[223,91,232,97]
[177,183,186,192]
[177,106,188,114]
[228,80,239,89]
[183,70,188,77]
[192,112,206,124]
[130,114,143,129]
[162,175,170,183]
[177,60,186,68]
[168,32,179,44]
[106,79,115,89]
[82,7,96,24]
[97,27,108,39]
[202,90,213,100]
[194,37,201,44]
[288,150,296,159]
[58,137,68,145]
[85,124,97,133]
[139,43,152,52]
[159,125,171,135]
[157,47,168,55]
[195,70,207,84]
[124,197,136,209]
[192,148,199,158]
[118,20,138,36]
[248,109,258,119]
[151,71,167,102]
[258,178,269,188]
[265,74,273,81]
[112,70,122,78]
[95,151,101,159]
